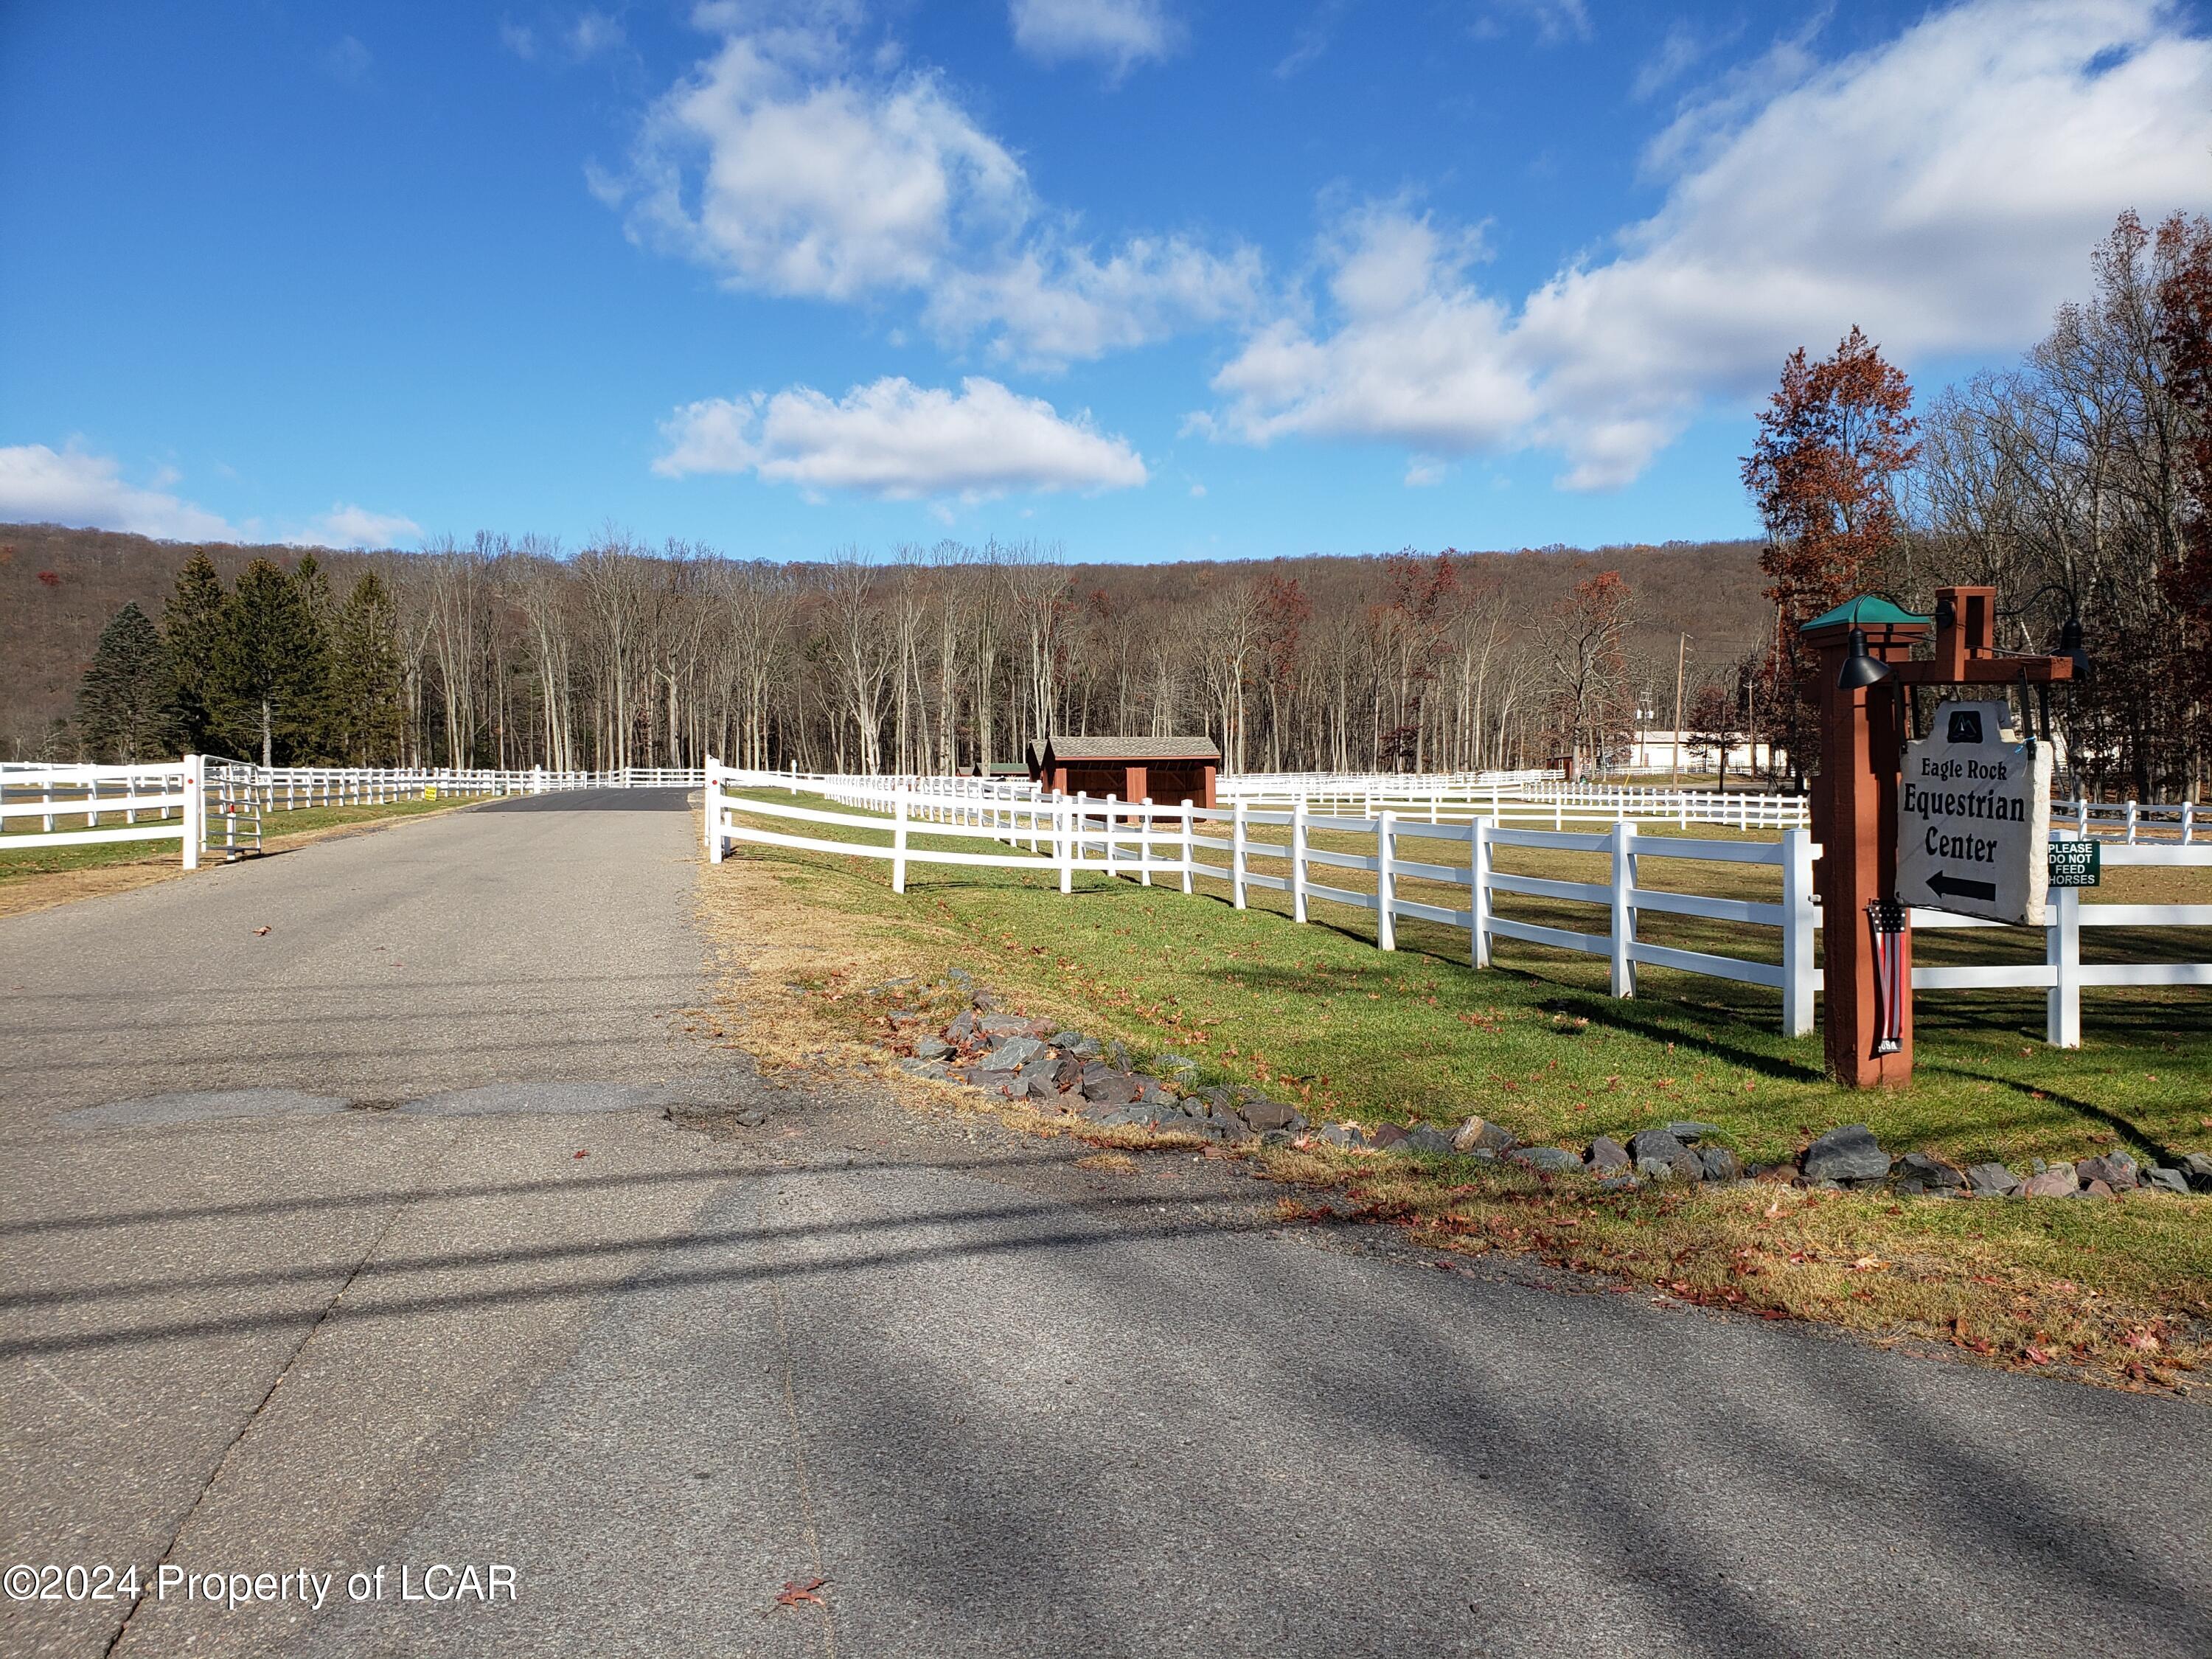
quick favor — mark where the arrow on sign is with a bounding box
[1926,870,1997,902]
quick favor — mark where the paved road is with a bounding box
[1,792,2205,1658]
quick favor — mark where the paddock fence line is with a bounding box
[706,759,1819,1037]
[1,759,711,865]
[706,762,2212,1049]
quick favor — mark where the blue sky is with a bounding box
[2,0,2208,562]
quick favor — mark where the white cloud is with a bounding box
[295,504,422,549]
[0,444,236,540]
[653,375,1148,500]
[1206,0,2212,489]
[1009,0,1181,77]
[500,21,538,60]
[599,10,1256,363]
[1477,0,1592,46]
[568,10,625,60]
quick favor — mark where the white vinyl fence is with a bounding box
[706,762,2211,1050]
[1,758,709,866]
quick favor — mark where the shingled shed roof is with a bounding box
[1045,736,1221,762]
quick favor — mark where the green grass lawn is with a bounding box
[723,787,2211,1172]
[0,796,467,882]
[706,787,2210,1387]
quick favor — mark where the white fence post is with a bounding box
[1179,800,1194,896]
[1231,800,1249,909]
[1608,819,1636,998]
[704,756,723,863]
[1103,794,1118,880]
[1376,810,1397,951]
[1139,797,1155,887]
[2047,885,2081,1048]
[181,754,204,870]
[1781,826,1815,1037]
[1291,795,1310,924]
[1057,795,1074,895]
[891,786,910,894]
[1469,817,1491,967]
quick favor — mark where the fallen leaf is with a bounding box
[573,1150,589,1160]
[253,926,271,936]
[776,1578,828,1609]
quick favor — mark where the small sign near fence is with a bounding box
[2047,838,2101,888]
[1897,699,2052,925]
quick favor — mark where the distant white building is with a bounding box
[1608,728,1785,774]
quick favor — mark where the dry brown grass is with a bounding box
[698,826,2211,1396]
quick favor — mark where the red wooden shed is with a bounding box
[1032,736,1220,808]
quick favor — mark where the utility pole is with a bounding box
[1669,632,1687,785]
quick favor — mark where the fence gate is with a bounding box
[204,759,263,860]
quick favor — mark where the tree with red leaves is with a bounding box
[1741,327,1919,779]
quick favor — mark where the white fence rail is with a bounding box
[707,760,1820,1035]
[706,761,2211,1050]
[1,759,709,866]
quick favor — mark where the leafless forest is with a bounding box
[1,529,1775,776]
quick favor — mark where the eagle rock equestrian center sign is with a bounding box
[1897,699,2052,925]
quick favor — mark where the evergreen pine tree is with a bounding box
[327,571,406,763]
[214,559,329,766]
[161,550,229,752]
[75,602,180,762]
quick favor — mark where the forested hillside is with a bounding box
[1,524,1773,773]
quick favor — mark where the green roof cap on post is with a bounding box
[1798,595,1933,634]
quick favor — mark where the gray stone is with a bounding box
[1637,1155,1685,1183]
[1697,1146,1745,1183]
[1394,1126,1457,1156]
[1666,1121,1722,1143]
[1319,1123,1366,1148]
[2075,1153,2139,1191]
[1511,1146,1582,1175]
[1627,1129,1702,1183]
[1049,1031,1085,1048]
[1369,1122,1410,1150]
[1899,1151,1966,1191]
[1080,1070,1139,1107]
[978,1014,1032,1038]
[1452,1116,1519,1155]
[971,989,1000,1012]
[1597,1175,1641,1192]
[2141,1167,2190,1194]
[1070,1037,1102,1059]
[912,1035,952,1061]
[2020,1165,2080,1197]
[1586,1135,1631,1174]
[1801,1124,1889,1184]
[945,1010,978,1044]
[978,1037,1047,1073]
[1243,1097,1299,1133]
[1964,1161,2019,1197]
[895,1057,949,1079]
[2181,1151,2212,1186]
[1102,1039,1131,1070]
[1259,1129,1296,1148]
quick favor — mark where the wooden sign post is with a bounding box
[1800,585,2075,1088]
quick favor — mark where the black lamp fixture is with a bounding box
[2056,613,2089,677]
[1836,625,1893,692]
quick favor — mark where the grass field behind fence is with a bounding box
[720,787,2212,1174]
